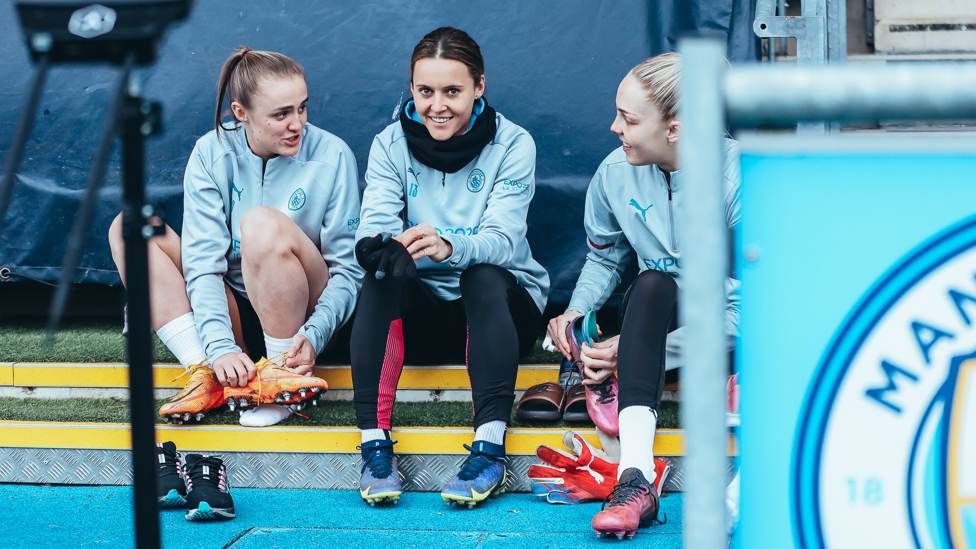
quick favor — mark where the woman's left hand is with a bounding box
[284,334,316,376]
[395,222,453,262]
[580,335,619,385]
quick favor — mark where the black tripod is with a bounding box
[1,2,193,548]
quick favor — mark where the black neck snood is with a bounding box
[400,98,497,174]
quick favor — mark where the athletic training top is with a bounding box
[567,139,741,337]
[356,110,550,314]
[182,123,363,361]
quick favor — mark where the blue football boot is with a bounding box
[358,439,402,506]
[441,440,507,508]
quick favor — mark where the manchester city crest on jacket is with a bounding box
[794,215,976,548]
[467,169,486,193]
[288,188,306,211]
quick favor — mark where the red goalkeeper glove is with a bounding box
[527,431,671,504]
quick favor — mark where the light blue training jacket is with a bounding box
[567,139,741,341]
[181,123,364,362]
[356,108,550,314]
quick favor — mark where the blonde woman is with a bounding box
[545,53,741,538]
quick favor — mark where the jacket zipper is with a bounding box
[666,177,678,253]
[442,172,446,187]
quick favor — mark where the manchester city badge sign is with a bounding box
[794,216,976,549]
[738,136,976,548]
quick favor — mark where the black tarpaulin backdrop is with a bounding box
[0,0,757,307]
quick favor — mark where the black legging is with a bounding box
[350,263,541,430]
[616,269,679,412]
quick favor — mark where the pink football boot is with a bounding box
[567,311,620,437]
[727,372,740,427]
[591,467,664,539]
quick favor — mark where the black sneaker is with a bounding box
[557,358,582,388]
[156,441,186,508]
[183,454,235,521]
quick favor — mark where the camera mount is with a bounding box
[1,3,193,548]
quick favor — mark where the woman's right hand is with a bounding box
[546,310,583,361]
[212,352,256,388]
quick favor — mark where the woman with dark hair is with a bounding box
[351,27,549,508]
[108,47,362,430]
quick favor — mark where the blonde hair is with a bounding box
[215,46,305,135]
[630,53,681,121]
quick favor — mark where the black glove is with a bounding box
[355,234,416,280]
[375,239,416,280]
[355,234,387,274]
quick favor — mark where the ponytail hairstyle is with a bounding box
[630,53,681,121]
[410,27,484,86]
[214,46,305,136]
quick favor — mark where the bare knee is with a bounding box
[240,206,291,263]
[108,213,125,254]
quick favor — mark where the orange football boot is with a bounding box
[223,354,328,413]
[159,363,224,423]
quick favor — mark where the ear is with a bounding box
[230,101,247,123]
[474,74,486,99]
[666,119,681,144]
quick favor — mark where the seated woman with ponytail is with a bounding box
[108,47,362,428]
[351,27,550,508]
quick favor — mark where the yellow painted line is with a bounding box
[13,363,185,387]
[513,367,560,388]
[0,363,12,385]
[10,363,560,390]
[317,365,558,390]
[0,422,735,456]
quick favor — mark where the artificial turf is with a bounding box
[0,316,560,364]
[0,317,672,427]
[0,397,681,428]
[0,317,178,363]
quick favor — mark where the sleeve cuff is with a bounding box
[298,324,328,356]
[566,300,592,316]
[441,233,468,268]
[207,340,242,364]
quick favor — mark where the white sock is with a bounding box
[617,406,658,483]
[726,469,741,535]
[473,420,506,446]
[239,404,293,427]
[361,429,388,444]
[263,333,292,359]
[156,313,206,369]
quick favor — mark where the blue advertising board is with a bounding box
[738,136,976,548]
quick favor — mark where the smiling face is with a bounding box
[410,57,485,141]
[231,74,308,161]
[610,73,681,171]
